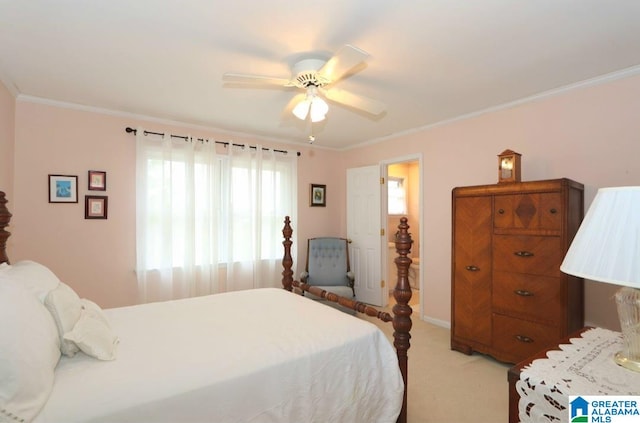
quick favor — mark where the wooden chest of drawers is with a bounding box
[451,178,584,363]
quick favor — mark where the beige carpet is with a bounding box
[360,295,510,423]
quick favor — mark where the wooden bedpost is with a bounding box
[281,216,294,291]
[393,217,413,423]
[0,191,11,264]
[281,214,412,423]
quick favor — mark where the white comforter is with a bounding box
[35,288,403,423]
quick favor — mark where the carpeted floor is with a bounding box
[360,295,510,423]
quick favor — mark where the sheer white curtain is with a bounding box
[135,128,297,303]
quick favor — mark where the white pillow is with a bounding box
[64,310,119,361]
[44,282,82,357]
[0,260,61,302]
[80,298,111,328]
[0,281,61,423]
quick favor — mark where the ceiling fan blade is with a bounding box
[322,87,386,116]
[317,44,369,83]
[223,73,295,87]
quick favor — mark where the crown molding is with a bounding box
[345,64,640,151]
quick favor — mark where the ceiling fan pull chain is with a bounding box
[308,118,316,144]
[308,125,315,144]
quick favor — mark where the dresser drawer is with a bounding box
[494,192,563,231]
[493,235,562,277]
[493,271,562,324]
[493,314,560,363]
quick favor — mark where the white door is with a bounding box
[347,165,384,306]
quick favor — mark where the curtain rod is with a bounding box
[125,127,301,156]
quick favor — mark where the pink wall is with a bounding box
[297,146,346,239]
[0,80,15,200]
[11,100,343,307]
[340,73,640,330]
[6,73,640,330]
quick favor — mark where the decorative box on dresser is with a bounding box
[451,178,585,364]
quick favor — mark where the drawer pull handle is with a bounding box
[550,208,558,214]
[465,265,480,272]
[515,335,534,343]
[514,289,534,297]
[514,251,534,257]
[498,209,505,214]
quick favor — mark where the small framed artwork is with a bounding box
[48,175,78,203]
[310,184,326,207]
[88,170,107,191]
[85,195,108,219]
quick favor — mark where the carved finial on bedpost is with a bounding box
[393,217,412,423]
[282,216,294,291]
[0,192,12,264]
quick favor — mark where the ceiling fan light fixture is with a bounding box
[309,97,328,122]
[293,86,329,122]
[292,99,311,120]
[225,44,385,132]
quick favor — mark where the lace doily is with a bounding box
[516,327,640,422]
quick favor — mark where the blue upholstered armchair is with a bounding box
[300,237,355,299]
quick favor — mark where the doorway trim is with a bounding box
[382,153,423,319]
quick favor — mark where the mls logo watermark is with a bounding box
[570,396,640,422]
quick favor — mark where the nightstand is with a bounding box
[508,327,640,423]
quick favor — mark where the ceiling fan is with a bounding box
[222,44,386,123]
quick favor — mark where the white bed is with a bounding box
[35,288,403,423]
[0,192,412,423]
[0,263,403,423]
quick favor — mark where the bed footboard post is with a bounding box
[393,217,413,423]
[281,216,294,291]
[0,192,11,265]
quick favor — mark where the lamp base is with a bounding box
[614,351,640,372]
[614,287,640,372]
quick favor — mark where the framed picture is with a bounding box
[85,195,108,219]
[310,184,326,207]
[48,175,78,203]
[88,170,107,191]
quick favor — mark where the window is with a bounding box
[140,153,295,268]
[388,177,407,215]
[135,130,298,300]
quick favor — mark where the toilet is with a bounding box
[388,242,420,290]
[387,242,396,287]
[408,258,420,290]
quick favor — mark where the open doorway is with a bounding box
[384,157,421,311]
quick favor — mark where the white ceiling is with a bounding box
[2,1,640,150]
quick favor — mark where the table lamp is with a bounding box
[560,186,640,372]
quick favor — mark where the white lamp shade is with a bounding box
[292,88,329,123]
[292,99,311,120]
[560,186,640,288]
[309,97,328,122]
